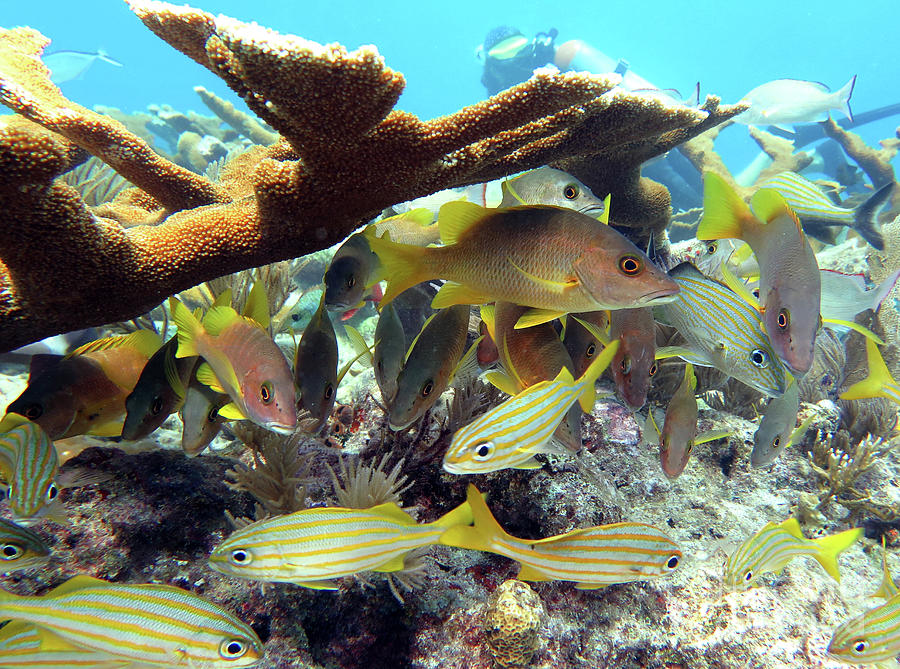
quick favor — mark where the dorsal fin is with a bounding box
[438,201,487,245]
[242,281,271,329]
[598,193,611,224]
[68,331,162,359]
[751,187,803,233]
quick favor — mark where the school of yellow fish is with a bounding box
[0,164,897,666]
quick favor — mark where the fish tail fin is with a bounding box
[430,498,475,530]
[811,527,863,582]
[839,338,897,402]
[169,297,202,358]
[697,172,755,241]
[853,182,893,251]
[836,74,856,122]
[872,269,900,313]
[576,339,620,412]
[364,229,429,307]
[438,484,509,552]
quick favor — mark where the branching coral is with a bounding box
[194,85,278,146]
[823,118,898,193]
[327,453,412,509]
[0,2,741,352]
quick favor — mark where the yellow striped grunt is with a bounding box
[724,517,861,589]
[656,262,787,397]
[366,203,678,323]
[840,337,900,406]
[388,305,474,430]
[759,171,893,250]
[0,518,50,572]
[0,575,262,667]
[441,485,682,588]
[828,591,900,666]
[209,498,473,588]
[0,414,63,525]
[442,340,618,474]
[170,297,297,434]
[698,172,820,374]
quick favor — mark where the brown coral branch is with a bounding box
[748,126,813,183]
[0,27,224,211]
[194,85,278,146]
[0,2,740,352]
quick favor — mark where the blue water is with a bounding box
[4,0,899,173]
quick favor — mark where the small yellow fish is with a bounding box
[209,498,473,588]
[367,202,678,323]
[170,297,297,433]
[698,172,820,374]
[441,485,682,588]
[724,517,861,589]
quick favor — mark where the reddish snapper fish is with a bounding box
[608,308,656,410]
[698,172,820,374]
[170,298,297,434]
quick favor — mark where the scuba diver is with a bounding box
[477,25,658,96]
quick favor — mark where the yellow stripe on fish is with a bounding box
[658,262,787,397]
[0,575,262,667]
[828,590,900,665]
[0,622,131,668]
[440,485,682,588]
[442,340,618,474]
[0,415,63,525]
[840,337,900,406]
[724,517,861,589]
[209,499,473,588]
[0,517,50,572]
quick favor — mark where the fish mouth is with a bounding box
[579,204,606,219]
[265,422,298,435]
[441,458,466,475]
[637,287,680,305]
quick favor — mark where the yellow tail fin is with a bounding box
[697,172,755,242]
[840,338,898,403]
[576,339,620,412]
[438,484,509,552]
[169,297,203,358]
[365,229,430,307]
[811,527,863,582]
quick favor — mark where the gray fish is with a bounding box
[736,76,855,127]
[389,305,471,430]
[373,303,406,405]
[122,337,198,441]
[295,295,339,429]
[45,49,122,85]
[499,167,607,217]
[180,376,229,457]
[323,232,379,311]
[752,380,804,467]
[564,310,610,379]
[660,363,698,479]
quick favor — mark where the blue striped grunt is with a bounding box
[724,517,861,589]
[828,591,900,666]
[759,171,893,250]
[840,337,900,406]
[0,414,63,525]
[656,262,787,397]
[442,340,619,474]
[440,485,682,588]
[0,518,50,572]
[0,575,262,667]
[209,498,473,588]
[698,172,820,374]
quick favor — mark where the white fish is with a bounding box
[820,268,900,325]
[44,49,122,85]
[736,76,856,128]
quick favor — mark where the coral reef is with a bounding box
[823,118,899,205]
[483,579,545,668]
[194,85,278,146]
[0,1,741,352]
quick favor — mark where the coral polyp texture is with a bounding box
[0,1,743,352]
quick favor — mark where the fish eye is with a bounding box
[230,549,252,565]
[5,488,10,499]
[151,396,164,415]
[743,570,753,582]
[0,543,23,560]
[666,555,679,570]
[324,384,334,400]
[750,349,768,368]
[821,374,833,388]
[772,436,781,447]
[347,275,356,289]
[22,404,42,420]
[207,406,220,423]
[620,354,632,375]
[421,380,434,398]
[777,308,790,330]
[706,242,717,255]
[752,289,760,299]
[850,639,868,654]
[219,638,249,659]
[585,343,596,359]
[649,362,658,377]
[259,382,274,404]
[473,441,494,460]
[563,184,579,200]
[618,255,643,276]
[46,484,59,501]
